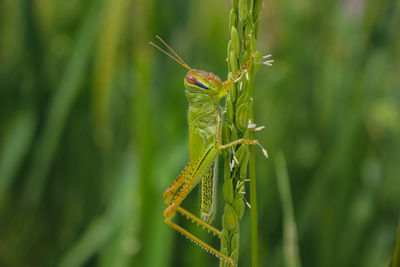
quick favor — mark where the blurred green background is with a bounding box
[0,0,399,266]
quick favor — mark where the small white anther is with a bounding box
[230,160,234,170]
[246,201,252,209]
[261,60,274,66]
[248,122,257,129]
[239,82,243,91]
[233,155,239,165]
[263,148,268,158]
[255,125,265,131]
[256,143,269,158]
[256,53,274,66]
[246,71,249,80]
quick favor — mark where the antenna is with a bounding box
[149,36,191,71]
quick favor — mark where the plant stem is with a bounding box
[220,0,263,266]
[275,151,302,267]
[249,148,259,267]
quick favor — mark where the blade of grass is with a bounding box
[393,217,400,267]
[91,0,128,150]
[58,148,138,267]
[142,139,187,267]
[23,0,105,208]
[275,151,302,267]
[0,110,35,206]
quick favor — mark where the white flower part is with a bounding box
[256,53,274,66]
[239,186,245,195]
[262,148,269,158]
[231,147,239,165]
[255,125,265,131]
[248,119,265,131]
[246,71,249,80]
[236,180,245,195]
[243,195,251,208]
[248,119,257,129]
[230,159,235,170]
[257,143,269,158]
[233,155,239,165]
[239,82,243,91]
[261,60,274,66]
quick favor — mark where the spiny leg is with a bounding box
[163,144,235,265]
[163,144,218,220]
[176,206,222,237]
[163,161,222,237]
[163,162,193,204]
[200,162,217,223]
[165,220,234,266]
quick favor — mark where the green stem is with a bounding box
[220,0,263,266]
[248,30,259,267]
[249,146,259,267]
[393,217,400,267]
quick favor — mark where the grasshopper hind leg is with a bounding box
[162,145,235,266]
[200,162,217,223]
[164,219,235,266]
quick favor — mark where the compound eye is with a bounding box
[185,75,197,84]
[195,81,208,90]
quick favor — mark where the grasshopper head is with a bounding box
[150,36,255,101]
[184,70,223,96]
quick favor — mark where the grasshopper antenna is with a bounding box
[149,36,191,71]
[155,35,191,69]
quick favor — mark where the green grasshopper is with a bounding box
[150,36,268,266]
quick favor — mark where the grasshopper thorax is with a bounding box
[184,70,223,98]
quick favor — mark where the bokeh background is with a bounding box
[0,0,399,266]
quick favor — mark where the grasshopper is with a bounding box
[150,36,267,266]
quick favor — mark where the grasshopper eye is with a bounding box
[185,75,197,83]
[185,75,209,90]
[195,81,208,90]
